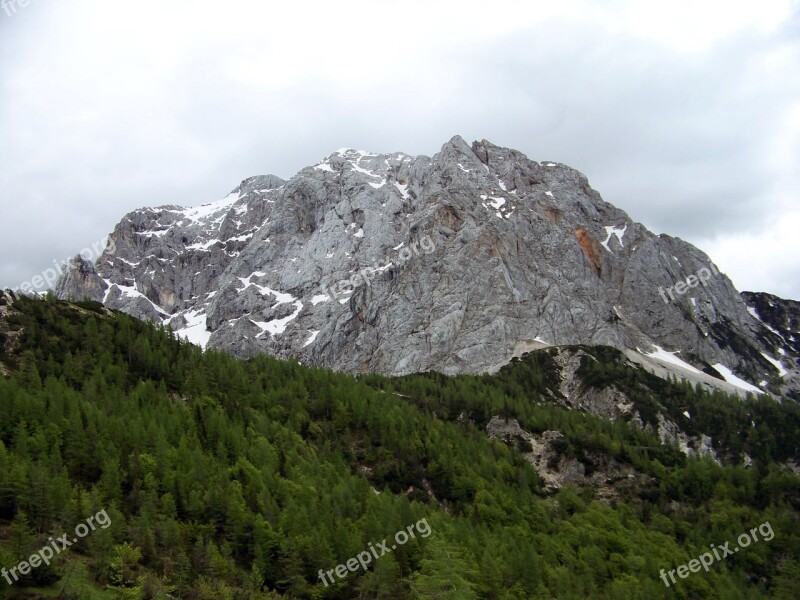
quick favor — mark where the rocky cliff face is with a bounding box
[55,136,797,398]
[741,291,800,400]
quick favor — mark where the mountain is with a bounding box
[742,291,800,357]
[1,292,798,598]
[55,136,798,399]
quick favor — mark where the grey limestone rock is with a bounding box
[55,136,798,398]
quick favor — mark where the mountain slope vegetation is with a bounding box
[0,294,798,598]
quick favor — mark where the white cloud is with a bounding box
[0,0,798,299]
[610,0,794,53]
[699,209,800,298]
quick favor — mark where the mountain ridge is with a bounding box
[54,135,798,399]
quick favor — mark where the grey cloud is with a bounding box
[1,1,797,299]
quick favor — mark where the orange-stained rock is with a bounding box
[575,228,603,276]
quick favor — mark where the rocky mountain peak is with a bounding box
[54,136,798,399]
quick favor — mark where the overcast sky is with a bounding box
[1,0,798,299]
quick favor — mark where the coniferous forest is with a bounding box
[0,294,798,598]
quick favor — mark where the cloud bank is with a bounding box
[1,0,798,298]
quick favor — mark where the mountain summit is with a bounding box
[56,136,798,398]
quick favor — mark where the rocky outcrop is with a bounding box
[54,136,797,398]
[741,291,799,400]
[541,347,721,464]
[552,348,636,420]
[0,290,21,376]
[653,414,719,464]
[486,416,650,498]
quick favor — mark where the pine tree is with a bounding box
[407,536,479,599]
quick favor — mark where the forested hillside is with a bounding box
[0,294,798,598]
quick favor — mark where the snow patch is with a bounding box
[394,182,411,200]
[712,363,763,394]
[181,192,240,224]
[104,281,170,317]
[228,233,254,243]
[488,197,505,209]
[760,352,787,377]
[644,345,703,374]
[250,298,304,338]
[186,238,221,251]
[237,274,297,305]
[480,194,506,214]
[600,224,627,253]
[350,162,382,179]
[136,229,171,238]
[174,310,212,350]
[303,330,320,348]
